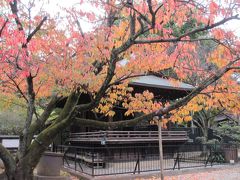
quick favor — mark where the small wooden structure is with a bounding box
[0,135,19,152]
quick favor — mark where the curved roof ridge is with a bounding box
[129,75,195,91]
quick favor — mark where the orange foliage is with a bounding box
[0,0,240,123]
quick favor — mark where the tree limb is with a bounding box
[130,11,136,37]
[9,0,24,31]
[0,144,16,179]
[74,113,155,129]
[5,73,28,102]
[26,16,47,45]
[19,75,35,157]
[155,57,240,116]
[126,4,151,25]
[10,0,47,48]
[0,19,8,37]
[146,0,155,27]
[134,15,240,44]
[75,12,239,115]
[24,91,80,169]
[28,94,61,139]
[75,57,240,129]
[76,19,84,38]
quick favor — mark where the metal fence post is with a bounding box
[92,147,94,176]
[138,150,140,174]
[74,147,77,171]
[177,150,180,170]
[210,146,213,167]
[62,146,64,167]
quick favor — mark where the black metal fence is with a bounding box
[55,143,238,177]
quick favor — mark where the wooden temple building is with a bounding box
[57,75,194,156]
[64,75,194,146]
[54,76,236,177]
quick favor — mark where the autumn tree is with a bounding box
[0,0,240,179]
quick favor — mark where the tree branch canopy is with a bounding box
[0,0,240,178]
[74,57,240,129]
[134,15,240,44]
[155,57,240,116]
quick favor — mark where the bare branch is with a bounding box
[9,0,24,31]
[0,19,8,37]
[5,73,28,102]
[126,4,151,25]
[25,16,47,45]
[134,15,240,44]
[10,0,47,48]
[76,19,84,38]
[109,73,146,87]
[130,11,136,37]
[154,4,164,15]
[146,0,155,27]
[227,66,240,70]
[74,113,154,130]
[28,95,61,137]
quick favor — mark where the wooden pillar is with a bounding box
[108,116,113,130]
[158,120,164,180]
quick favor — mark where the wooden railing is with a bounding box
[68,130,188,142]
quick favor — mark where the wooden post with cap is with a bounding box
[154,116,164,180]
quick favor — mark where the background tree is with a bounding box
[192,108,222,143]
[217,124,240,144]
[0,0,240,179]
[0,94,26,135]
[0,110,25,135]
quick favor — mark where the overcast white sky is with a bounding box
[29,0,240,35]
[42,0,95,32]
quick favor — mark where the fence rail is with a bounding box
[68,130,188,142]
[56,143,238,177]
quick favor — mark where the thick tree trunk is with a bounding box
[0,144,16,180]
[2,160,34,180]
[11,165,33,180]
